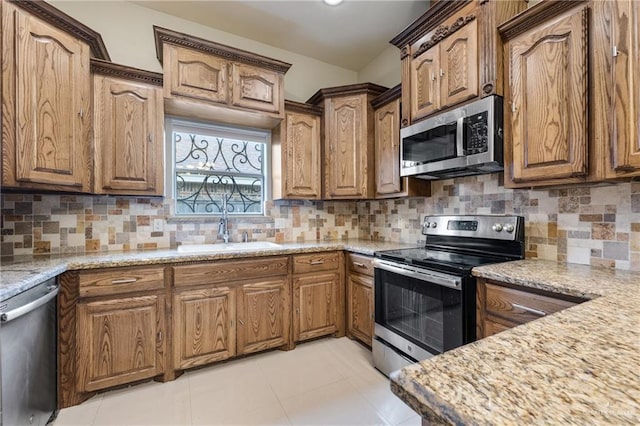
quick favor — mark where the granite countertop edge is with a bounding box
[0,239,414,301]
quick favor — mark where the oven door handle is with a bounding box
[372,259,462,290]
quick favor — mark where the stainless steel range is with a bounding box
[372,215,524,376]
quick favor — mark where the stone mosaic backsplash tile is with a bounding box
[1,174,638,271]
[359,174,639,271]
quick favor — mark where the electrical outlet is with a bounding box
[153,219,164,232]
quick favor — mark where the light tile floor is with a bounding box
[54,337,421,426]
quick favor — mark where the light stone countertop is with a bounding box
[390,259,640,425]
[0,239,415,302]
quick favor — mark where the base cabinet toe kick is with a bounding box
[58,252,345,408]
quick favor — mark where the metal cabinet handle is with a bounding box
[310,260,325,265]
[353,262,365,268]
[239,319,245,326]
[111,278,138,285]
[512,303,546,317]
[78,109,84,119]
[430,72,436,81]
[148,133,153,143]
[439,69,445,77]
[157,330,163,342]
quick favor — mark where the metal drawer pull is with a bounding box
[512,303,546,317]
[310,260,325,265]
[111,278,138,285]
[239,319,245,326]
[353,262,366,268]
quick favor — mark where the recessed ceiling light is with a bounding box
[323,0,344,6]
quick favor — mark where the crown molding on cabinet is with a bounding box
[370,84,401,109]
[306,83,389,105]
[90,59,163,86]
[498,0,588,40]
[284,100,323,116]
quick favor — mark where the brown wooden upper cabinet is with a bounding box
[371,85,431,198]
[308,84,387,199]
[1,0,109,192]
[272,101,323,200]
[92,60,164,196]
[391,0,527,127]
[154,26,291,130]
[499,0,639,187]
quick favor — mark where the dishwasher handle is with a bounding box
[1,284,59,323]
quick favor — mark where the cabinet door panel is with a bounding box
[611,0,640,175]
[284,111,321,198]
[167,45,228,104]
[347,274,373,346]
[411,47,440,121]
[237,278,290,355]
[293,273,338,342]
[173,287,235,369]
[95,77,163,194]
[76,295,165,392]
[231,63,281,114]
[509,7,588,182]
[12,9,89,189]
[440,19,479,108]
[375,99,401,195]
[326,96,366,197]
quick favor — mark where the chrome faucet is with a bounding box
[218,195,230,243]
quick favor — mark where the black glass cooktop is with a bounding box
[375,247,512,274]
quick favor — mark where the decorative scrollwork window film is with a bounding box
[167,118,269,215]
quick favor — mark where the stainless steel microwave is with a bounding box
[400,95,503,179]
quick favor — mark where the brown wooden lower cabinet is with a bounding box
[172,286,236,369]
[293,272,340,342]
[237,278,290,355]
[346,253,374,346]
[476,278,585,339]
[76,294,166,393]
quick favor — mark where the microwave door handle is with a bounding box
[456,117,465,157]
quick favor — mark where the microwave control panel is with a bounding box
[463,111,489,155]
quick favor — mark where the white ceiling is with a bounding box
[131,0,429,71]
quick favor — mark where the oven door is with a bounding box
[373,260,464,356]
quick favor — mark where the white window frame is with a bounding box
[165,116,271,218]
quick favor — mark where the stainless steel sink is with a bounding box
[176,242,283,253]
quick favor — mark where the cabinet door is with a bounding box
[347,274,374,346]
[3,6,90,190]
[94,76,163,195]
[610,0,640,176]
[410,46,440,121]
[237,278,290,355]
[165,45,228,104]
[375,99,402,195]
[326,95,368,198]
[173,287,236,369]
[76,295,165,392]
[509,7,588,182]
[284,111,322,198]
[231,63,282,114]
[293,273,339,342]
[440,19,479,108]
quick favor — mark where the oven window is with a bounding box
[402,122,457,166]
[375,268,463,354]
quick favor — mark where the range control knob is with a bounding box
[492,223,503,232]
[424,221,431,229]
[504,224,515,233]
[431,222,437,228]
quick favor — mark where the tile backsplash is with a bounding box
[1,173,638,271]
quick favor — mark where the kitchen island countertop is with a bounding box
[0,239,414,301]
[390,259,640,425]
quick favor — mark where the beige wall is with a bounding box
[50,0,358,102]
[357,45,401,88]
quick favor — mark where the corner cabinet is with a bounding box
[92,60,164,195]
[154,26,290,130]
[308,84,387,199]
[272,100,323,200]
[371,85,431,198]
[1,1,94,192]
[391,0,527,126]
[292,252,344,342]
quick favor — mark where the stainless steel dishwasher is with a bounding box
[0,278,59,426]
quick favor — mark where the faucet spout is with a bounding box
[218,194,230,243]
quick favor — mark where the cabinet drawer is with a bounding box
[292,252,340,274]
[79,266,165,298]
[173,256,289,288]
[485,282,577,325]
[347,253,374,277]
